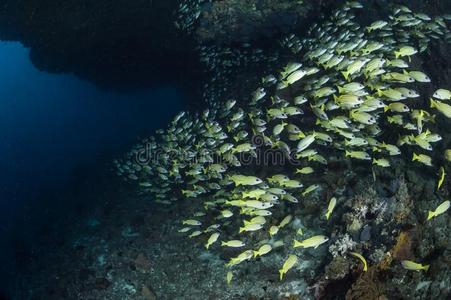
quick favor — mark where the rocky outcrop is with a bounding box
[0,0,203,95]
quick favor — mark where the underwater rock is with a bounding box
[134,253,152,271]
[359,225,371,242]
[0,0,203,95]
[325,255,351,280]
[141,285,157,300]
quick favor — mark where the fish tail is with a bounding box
[345,150,350,157]
[394,51,400,59]
[253,251,258,258]
[205,244,209,249]
[412,153,418,161]
[279,269,284,281]
[341,71,349,81]
[325,212,331,220]
[337,86,343,94]
[333,94,338,102]
[427,211,435,221]
[221,241,226,246]
[430,98,436,108]
[239,227,245,233]
[423,264,430,271]
[383,105,389,112]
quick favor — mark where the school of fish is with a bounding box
[114,1,451,282]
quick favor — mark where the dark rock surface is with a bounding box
[0,0,203,97]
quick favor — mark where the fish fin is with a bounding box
[427,211,435,221]
[279,269,284,281]
[341,71,349,81]
[412,153,418,161]
[430,98,436,109]
[394,51,400,59]
[423,264,430,271]
[383,105,389,112]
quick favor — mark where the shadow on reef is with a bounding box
[0,0,204,103]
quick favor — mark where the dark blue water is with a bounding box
[0,41,183,291]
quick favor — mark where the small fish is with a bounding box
[325,197,337,220]
[279,215,292,228]
[269,225,279,236]
[412,153,432,166]
[230,175,263,186]
[302,184,320,196]
[438,167,446,190]
[427,200,450,220]
[221,240,245,247]
[350,252,368,271]
[401,260,429,271]
[178,227,191,233]
[366,20,388,32]
[445,149,451,161]
[430,98,451,118]
[226,271,233,285]
[293,235,329,249]
[253,244,272,258]
[182,219,202,226]
[279,255,298,280]
[221,209,234,218]
[345,150,371,160]
[239,223,263,233]
[205,232,220,249]
[189,230,202,238]
[295,167,314,174]
[372,158,390,167]
[433,88,451,100]
[394,46,417,59]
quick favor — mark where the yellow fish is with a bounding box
[221,240,245,247]
[205,232,220,249]
[430,98,451,118]
[274,215,290,229]
[293,235,329,249]
[253,244,272,258]
[279,255,298,280]
[226,271,233,285]
[394,46,417,59]
[230,175,263,186]
[427,200,450,220]
[239,223,263,233]
[401,260,429,271]
[350,252,368,271]
[412,153,432,166]
[295,167,314,174]
[438,167,446,190]
[325,197,337,220]
[269,225,279,236]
